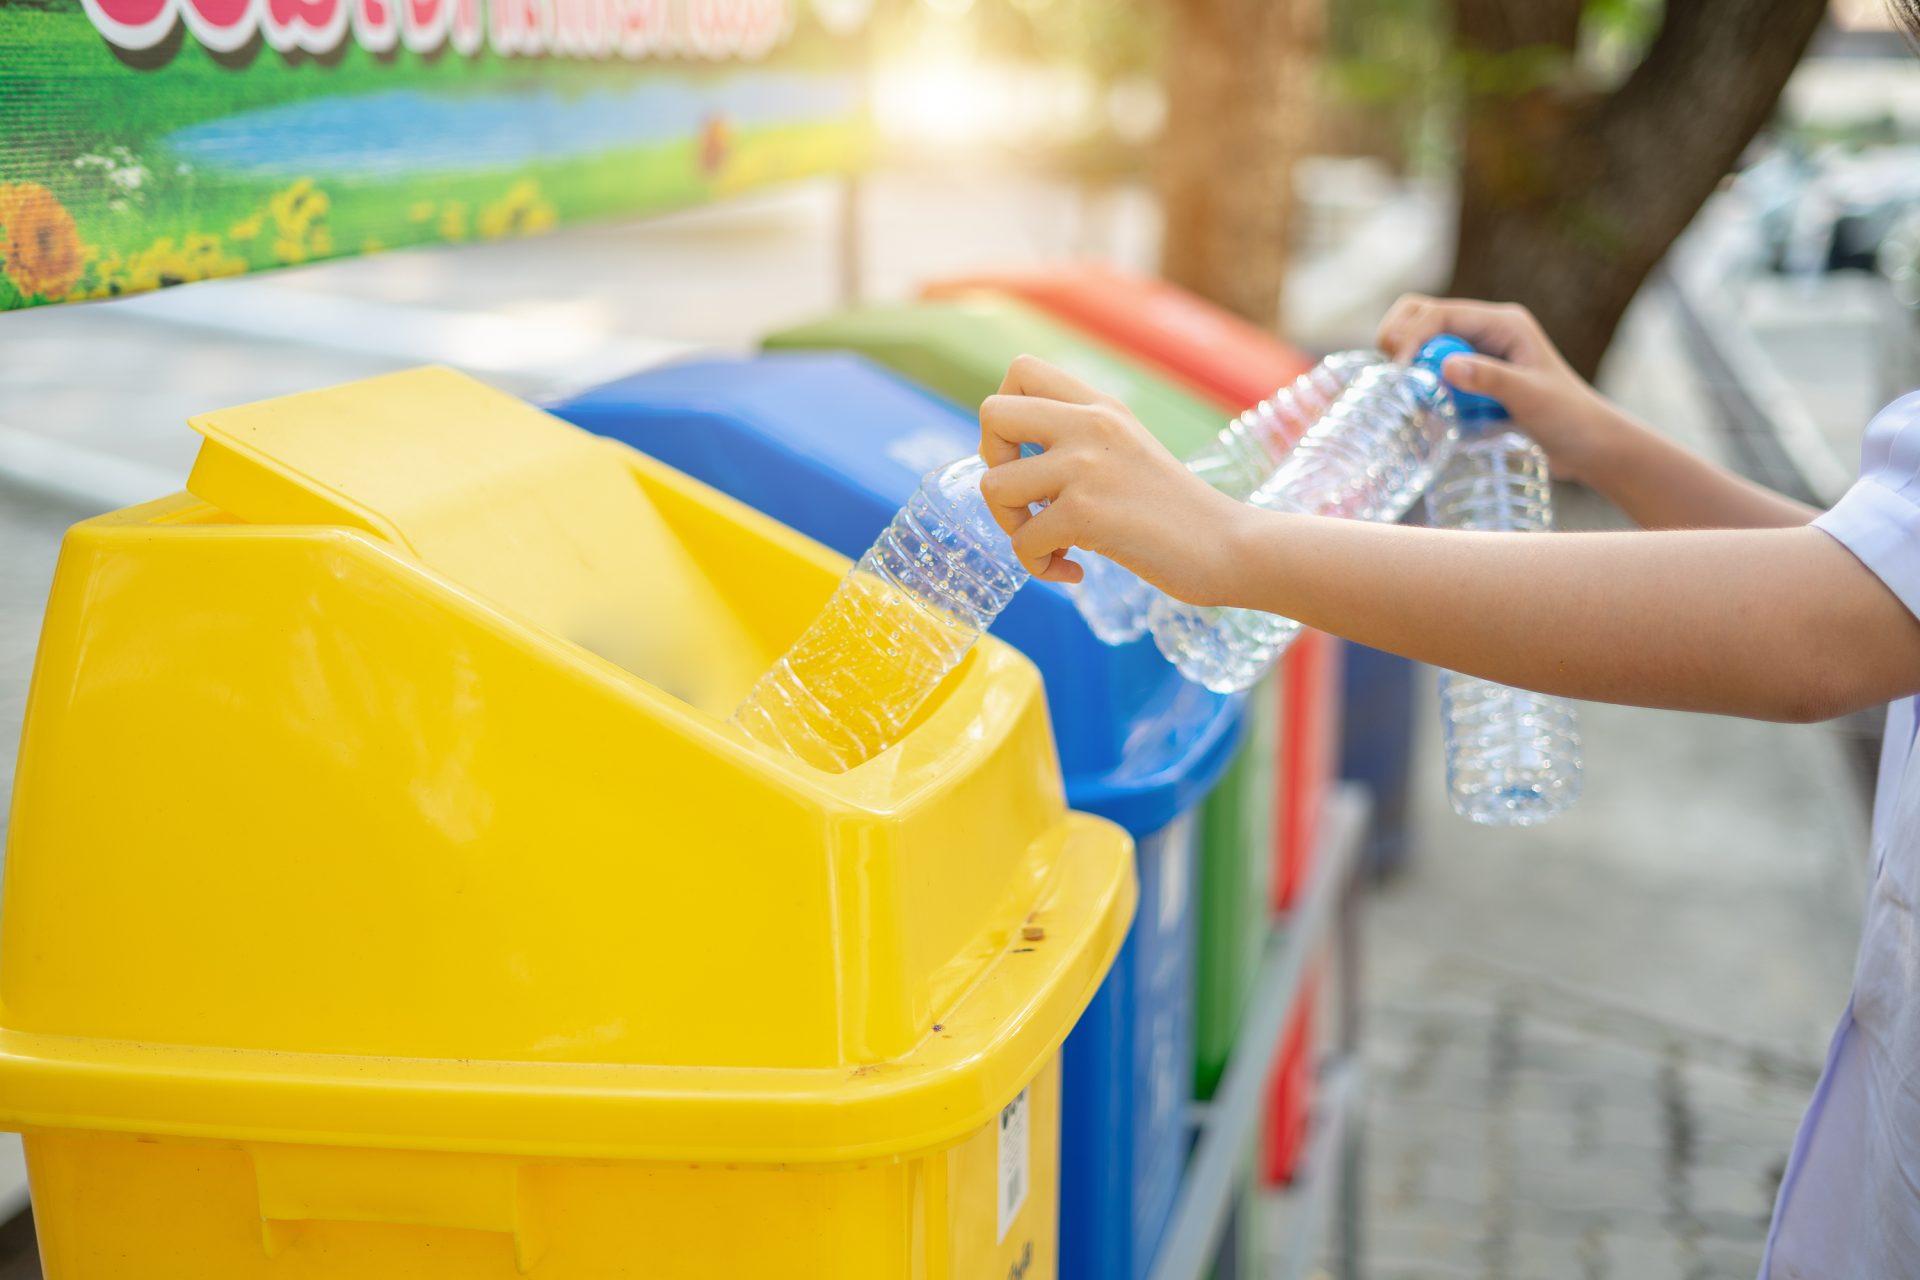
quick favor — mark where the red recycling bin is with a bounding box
[1263,955,1322,1185]
[924,262,1313,412]
[927,264,1342,1184]
[1276,629,1345,912]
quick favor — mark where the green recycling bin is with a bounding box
[765,295,1272,1100]
[764,295,1223,455]
[1195,677,1276,1098]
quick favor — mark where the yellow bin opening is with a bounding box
[0,368,1136,1279]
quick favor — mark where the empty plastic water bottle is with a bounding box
[1186,349,1384,501]
[1069,350,1382,645]
[1421,336,1584,825]
[732,454,1026,772]
[1148,342,1464,692]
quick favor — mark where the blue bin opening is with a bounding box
[553,352,1245,1280]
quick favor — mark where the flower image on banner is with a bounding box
[0,0,872,310]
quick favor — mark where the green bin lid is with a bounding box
[764,294,1225,457]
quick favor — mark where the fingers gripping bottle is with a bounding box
[732,455,1026,773]
[1068,351,1382,645]
[1147,340,1465,693]
[1420,335,1584,825]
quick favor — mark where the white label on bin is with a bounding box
[1158,813,1192,933]
[997,1086,1030,1243]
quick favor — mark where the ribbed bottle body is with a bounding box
[732,456,1026,772]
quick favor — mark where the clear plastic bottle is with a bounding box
[1186,349,1384,501]
[1061,551,1153,647]
[1420,335,1584,825]
[731,455,1026,772]
[1068,350,1381,645]
[1148,343,1463,692]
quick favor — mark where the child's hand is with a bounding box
[978,355,1249,606]
[1375,294,1626,483]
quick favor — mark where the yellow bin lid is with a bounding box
[0,368,1135,1165]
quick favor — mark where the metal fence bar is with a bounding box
[1659,216,1854,508]
[1147,783,1372,1280]
[1273,1060,1366,1280]
[1659,231,1887,801]
[1334,777,1367,1280]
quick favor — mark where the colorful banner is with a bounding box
[0,0,871,309]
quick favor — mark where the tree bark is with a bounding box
[1157,0,1324,328]
[1448,0,1826,378]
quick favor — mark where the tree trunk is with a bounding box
[1448,0,1826,379]
[1158,0,1324,328]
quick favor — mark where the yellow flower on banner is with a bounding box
[0,182,88,301]
[270,179,333,264]
[174,233,247,282]
[270,179,326,231]
[478,181,558,240]
[131,236,247,290]
[120,244,167,294]
[69,249,122,301]
[439,201,470,242]
[229,213,265,242]
[73,233,247,301]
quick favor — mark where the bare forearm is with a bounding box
[971,350,1886,721]
[1581,411,1820,531]
[1221,512,1920,722]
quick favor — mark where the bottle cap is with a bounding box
[1415,334,1510,428]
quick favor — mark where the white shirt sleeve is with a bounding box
[1812,391,1920,621]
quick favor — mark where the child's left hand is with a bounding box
[978,355,1249,607]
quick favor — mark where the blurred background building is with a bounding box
[3,1,1918,1276]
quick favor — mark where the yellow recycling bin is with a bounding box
[0,368,1135,1280]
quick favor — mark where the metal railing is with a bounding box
[1149,784,1372,1280]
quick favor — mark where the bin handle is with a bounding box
[251,1145,547,1273]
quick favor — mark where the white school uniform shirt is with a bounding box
[1764,391,1920,1279]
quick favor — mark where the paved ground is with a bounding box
[0,173,1880,1279]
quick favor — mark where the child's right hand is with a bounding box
[977,355,1252,606]
[1375,295,1627,483]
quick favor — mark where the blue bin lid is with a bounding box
[552,351,1244,836]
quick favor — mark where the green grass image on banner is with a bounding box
[0,0,872,309]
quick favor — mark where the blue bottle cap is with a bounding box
[1414,334,1509,428]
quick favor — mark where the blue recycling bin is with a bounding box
[1341,643,1418,875]
[553,352,1245,1280]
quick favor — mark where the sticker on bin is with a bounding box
[999,1086,1031,1242]
[1159,811,1192,930]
